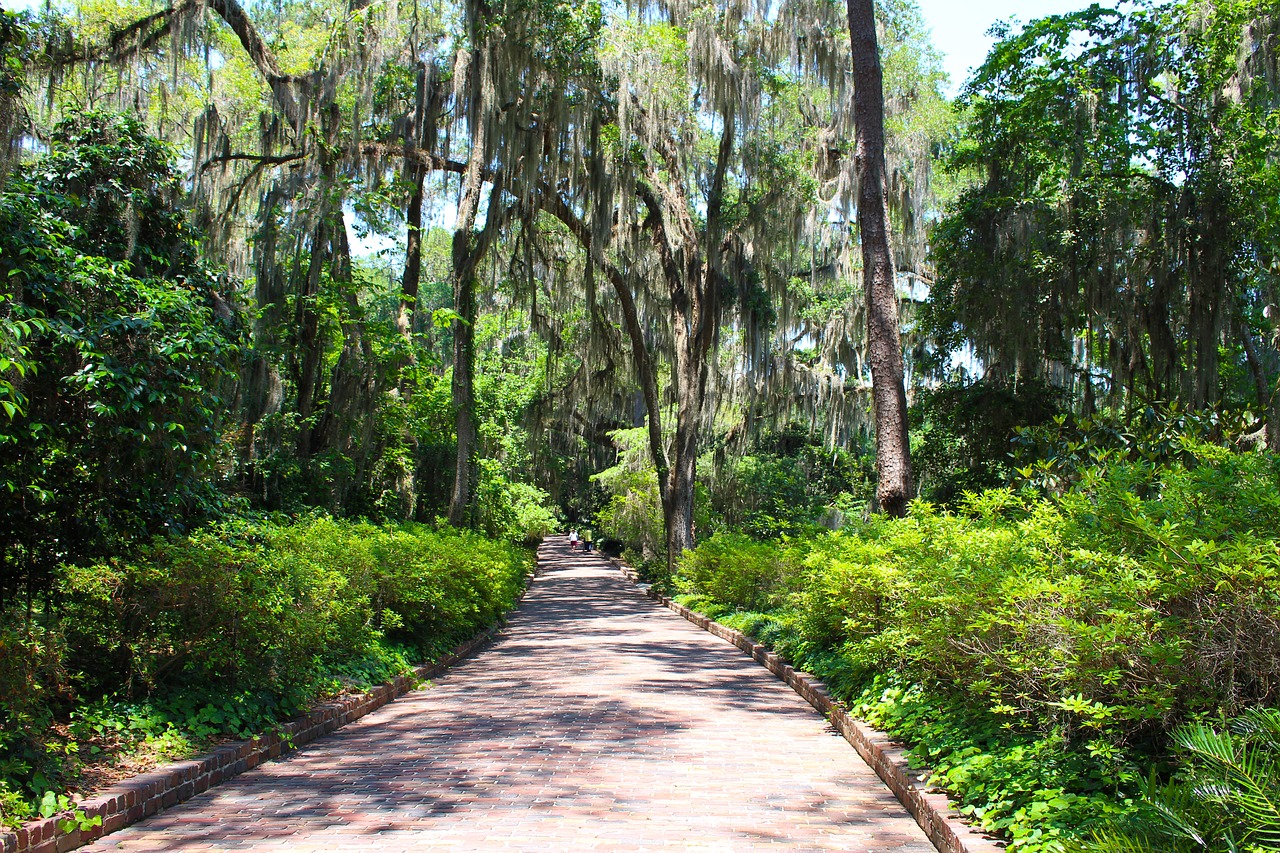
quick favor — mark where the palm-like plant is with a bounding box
[1076,709,1280,853]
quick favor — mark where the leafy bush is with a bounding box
[0,112,238,606]
[673,443,1280,850]
[0,515,530,829]
[676,533,801,612]
[1010,404,1260,495]
[1076,709,1280,852]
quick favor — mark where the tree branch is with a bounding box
[198,152,306,173]
[538,189,672,494]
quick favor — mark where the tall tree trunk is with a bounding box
[665,333,706,560]
[400,166,427,337]
[294,215,327,459]
[399,63,434,337]
[448,244,479,527]
[313,222,378,491]
[446,48,490,528]
[848,0,913,516]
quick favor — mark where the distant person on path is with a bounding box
[569,529,579,550]
[583,528,593,552]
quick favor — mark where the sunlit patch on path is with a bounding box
[85,537,934,852]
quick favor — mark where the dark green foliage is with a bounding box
[1009,404,1262,495]
[1077,709,1280,852]
[0,112,239,606]
[703,425,872,539]
[928,1,1280,412]
[0,516,530,827]
[912,379,1063,505]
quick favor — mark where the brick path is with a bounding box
[86,538,934,852]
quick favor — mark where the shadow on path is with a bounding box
[87,537,934,852]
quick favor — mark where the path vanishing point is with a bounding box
[85,537,935,852]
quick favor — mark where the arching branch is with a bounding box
[538,189,671,502]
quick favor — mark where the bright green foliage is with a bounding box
[851,679,1135,850]
[673,444,1280,849]
[677,533,802,613]
[0,515,530,828]
[593,428,668,565]
[475,460,559,545]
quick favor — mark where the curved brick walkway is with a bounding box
[86,537,934,852]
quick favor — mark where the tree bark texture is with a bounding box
[293,215,327,460]
[446,47,490,528]
[847,0,914,516]
[1238,309,1280,449]
[399,63,440,337]
[448,243,479,527]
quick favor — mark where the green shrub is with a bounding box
[911,378,1063,507]
[0,515,530,829]
[674,443,1280,850]
[676,533,801,612]
[1076,709,1280,852]
[369,523,528,658]
[0,112,238,607]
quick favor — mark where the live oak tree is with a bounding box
[930,1,1280,445]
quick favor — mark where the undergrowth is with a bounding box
[671,442,1280,851]
[0,515,531,829]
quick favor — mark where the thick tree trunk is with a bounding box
[448,242,479,528]
[313,223,377,471]
[294,216,327,459]
[446,48,490,528]
[665,342,705,560]
[400,166,427,337]
[848,0,913,516]
[399,64,434,337]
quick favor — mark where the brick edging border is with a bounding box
[609,558,1003,853]
[1,571,534,853]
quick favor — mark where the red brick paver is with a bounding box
[85,538,935,852]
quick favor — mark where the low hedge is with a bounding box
[673,443,1280,850]
[0,515,531,828]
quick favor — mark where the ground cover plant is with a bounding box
[670,442,1280,851]
[3,0,1280,845]
[0,515,531,829]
